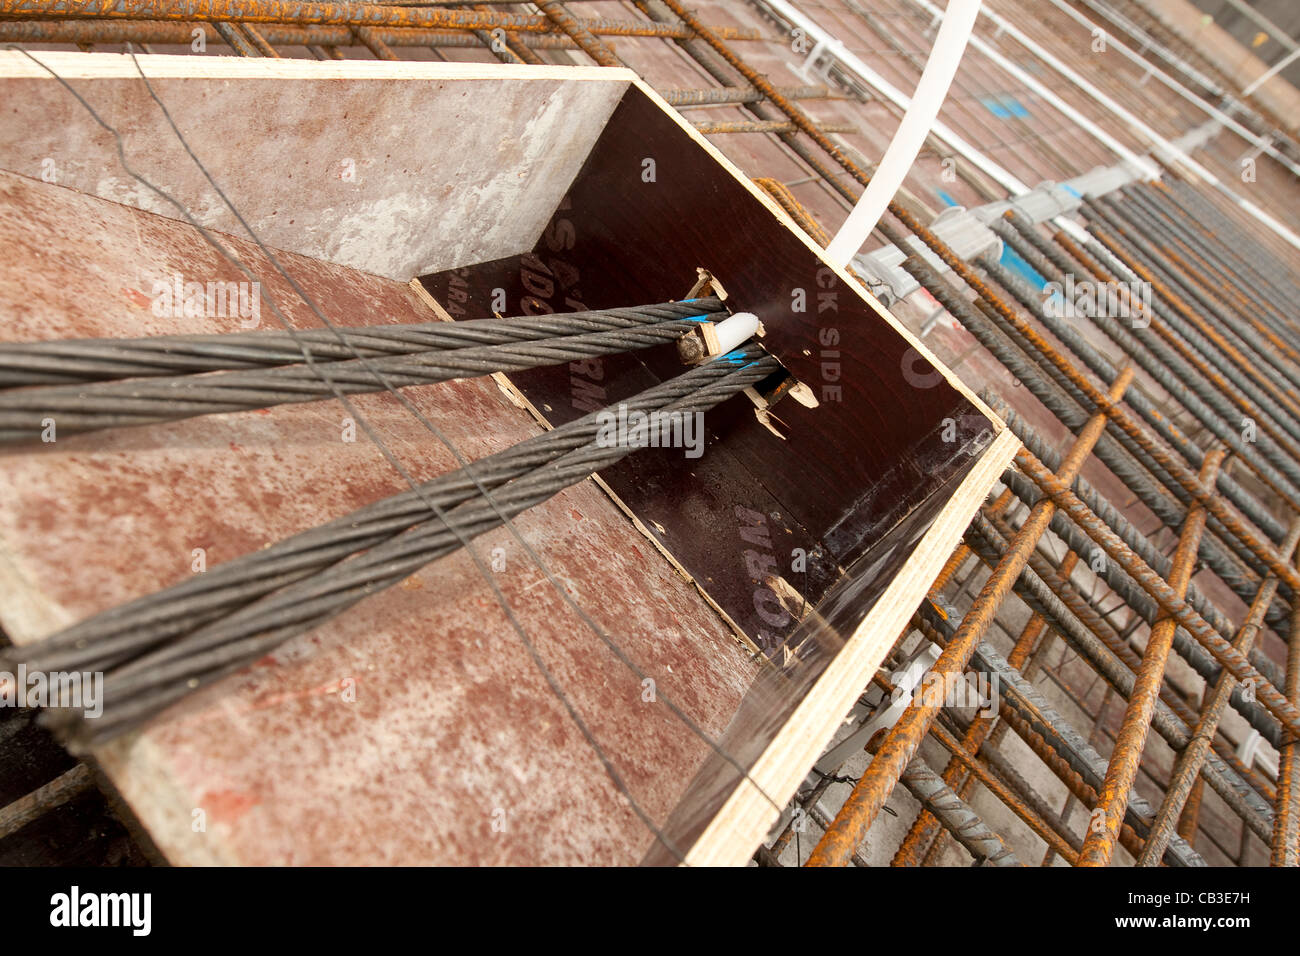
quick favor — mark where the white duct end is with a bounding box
[711,311,761,356]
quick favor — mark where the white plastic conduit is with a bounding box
[758,0,1031,199]
[710,311,761,356]
[755,0,1095,254]
[825,0,982,266]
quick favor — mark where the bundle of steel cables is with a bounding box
[5,340,778,747]
[0,298,727,442]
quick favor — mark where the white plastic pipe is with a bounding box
[711,311,761,356]
[758,0,1031,199]
[824,0,982,266]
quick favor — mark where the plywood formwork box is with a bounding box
[0,53,1016,865]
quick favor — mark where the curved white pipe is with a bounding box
[824,0,983,267]
[760,0,1030,198]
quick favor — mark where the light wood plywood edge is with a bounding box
[682,425,1019,866]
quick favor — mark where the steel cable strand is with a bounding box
[9,41,705,858]
[42,354,780,744]
[0,314,724,442]
[107,359,779,683]
[8,350,761,676]
[0,299,723,387]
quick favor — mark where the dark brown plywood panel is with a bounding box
[423,86,995,657]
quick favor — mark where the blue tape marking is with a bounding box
[1062,184,1082,199]
[686,314,712,322]
[979,95,1011,119]
[936,189,960,208]
[1000,94,1030,118]
[1000,239,1050,291]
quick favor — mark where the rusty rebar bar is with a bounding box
[0,763,94,839]
[1095,194,1300,404]
[0,18,586,48]
[894,557,1062,867]
[533,0,623,67]
[912,607,1203,865]
[928,722,1080,865]
[240,20,278,55]
[660,84,828,107]
[1084,203,1300,451]
[1017,450,1300,736]
[1140,516,1300,865]
[964,509,1276,841]
[888,745,1022,866]
[212,19,253,54]
[352,24,396,59]
[998,211,1298,533]
[990,398,1287,747]
[1077,450,1225,866]
[1275,586,1300,866]
[694,118,857,135]
[0,0,760,40]
[805,368,1135,867]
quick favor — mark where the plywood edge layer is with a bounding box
[0,49,633,85]
[626,77,1005,431]
[93,736,235,866]
[681,425,1020,866]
